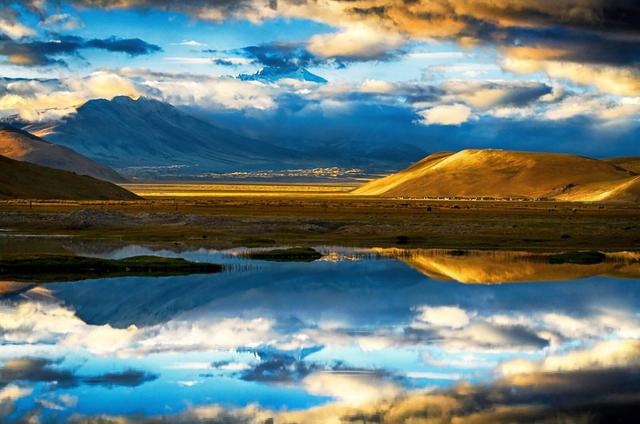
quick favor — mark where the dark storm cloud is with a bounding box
[466,23,640,66]
[82,369,158,387]
[239,354,322,383]
[209,39,404,71]
[239,42,325,67]
[0,357,158,388]
[0,34,161,66]
[0,358,76,386]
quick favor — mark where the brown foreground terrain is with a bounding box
[0,187,639,253]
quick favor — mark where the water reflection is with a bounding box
[375,248,640,283]
[0,246,639,422]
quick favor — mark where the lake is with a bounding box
[1,246,639,422]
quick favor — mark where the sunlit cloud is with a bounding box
[417,104,474,126]
[40,13,84,31]
[0,18,35,39]
[307,24,406,61]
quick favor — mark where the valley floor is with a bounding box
[0,183,638,253]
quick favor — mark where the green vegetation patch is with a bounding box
[244,247,323,262]
[0,255,222,282]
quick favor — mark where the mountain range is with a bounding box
[19,95,424,178]
[36,96,304,176]
[0,124,125,182]
[355,149,640,202]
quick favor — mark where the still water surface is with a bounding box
[1,246,639,422]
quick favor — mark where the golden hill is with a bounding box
[354,149,640,202]
[0,124,125,182]
[0,155,140,200]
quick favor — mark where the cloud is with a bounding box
[307,24,406,61]
[417,104,474,126]
[1,68,638,155]
[61,337,640,424]
[0,17,35,39]
[544,95,640,122]
[129,70,277,110]
[40,13,84,31]
[237,41,322,68]
[239,351,320,384]
[499,339,640,376]
[443,80,552,109]
[0,34,161,67]
[303,371,402,405]
[0,68,277,121]
[82,369,158,387]
[504,58,640,96]
[414,306,470,329]
[0,71,139,121]
[0,357,157,389]
[173,39,205,47]
[36,0,638,95]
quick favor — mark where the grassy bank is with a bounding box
[0,255,222,282]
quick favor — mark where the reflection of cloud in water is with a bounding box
[0,357,157,388]
[2,277,640,356]
[63,339,640,423]
[0,249,639,420]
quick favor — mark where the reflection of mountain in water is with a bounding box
[4,249,636,331]
[374,249,640,283]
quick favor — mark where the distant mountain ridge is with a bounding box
[45,96,304,175]
[0,124,125,182]
[354,149,640,203]
[38,96,424,179]
[0,155,139,200]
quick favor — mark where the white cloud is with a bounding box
[0,385,31,403]
[545,95,640,122]
[0,69,276,121]
[414,306,470,328]
[503,59,640,96]
[308,24,405,60]
[40,13,84,30]
[0,18,36,39]
[175,40,206,47]
[360,79,397,94]
[499,339,640,377]
[140,75,276,110]
[303,372,402,405]
[417,104,474,125]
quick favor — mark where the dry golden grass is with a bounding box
[355,150,640,202]
[123,183,356,198]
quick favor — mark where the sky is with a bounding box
[0,0,639,156]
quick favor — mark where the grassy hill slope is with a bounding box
[0,155,139,200]
[354,149,639,202]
